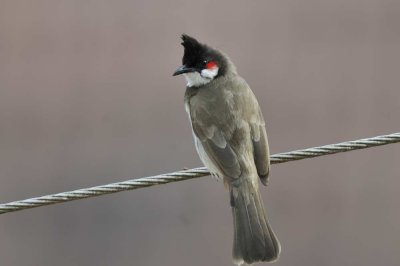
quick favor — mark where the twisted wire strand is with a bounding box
[1,132,399,215]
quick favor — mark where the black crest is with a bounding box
[181,34,206,66]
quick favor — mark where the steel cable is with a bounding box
[1,132,399,215]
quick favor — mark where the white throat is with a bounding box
[183,67,219,87]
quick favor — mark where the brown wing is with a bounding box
[191,113,242,179]
[251,121,270,185]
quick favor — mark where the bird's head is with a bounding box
[173,34,232,87]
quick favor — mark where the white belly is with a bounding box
[194,135,221,178]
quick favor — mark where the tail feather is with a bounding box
[230,179,280,265]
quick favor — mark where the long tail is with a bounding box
[229,179,280,265]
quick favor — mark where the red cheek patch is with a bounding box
[206,61,217,69]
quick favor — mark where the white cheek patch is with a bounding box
[183,67,219,88]
[201,67,219,79]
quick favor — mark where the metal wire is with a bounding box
[1,132,399,215]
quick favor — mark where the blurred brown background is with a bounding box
[0,1,399,265]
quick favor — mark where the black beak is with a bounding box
[173,65,197,76]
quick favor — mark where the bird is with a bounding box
[173,34,281,265]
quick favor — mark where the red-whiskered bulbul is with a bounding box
[173,34,280,265]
